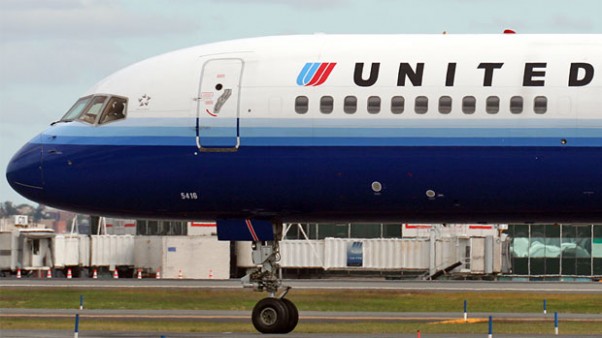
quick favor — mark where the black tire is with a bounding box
[280,298,299,333]
[252,298,290,334]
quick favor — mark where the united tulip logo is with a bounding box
[296,62,337,86]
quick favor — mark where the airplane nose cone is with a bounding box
[6,140,44,202]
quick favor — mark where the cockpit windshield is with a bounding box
[59,95,128,125]
[60,96,93,122]
[99,97,127,124]
[78,96,107,124]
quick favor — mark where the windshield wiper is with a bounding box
[50,120,72,126]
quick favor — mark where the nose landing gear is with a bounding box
[243,223,299,334]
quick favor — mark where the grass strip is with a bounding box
[1,287,601,314]
[1,317,601,334]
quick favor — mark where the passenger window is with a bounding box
[439,96,452,114]
[534,96,547,114]
[391,96,404,114]
[367,96,381,114]
[77,96,107,124]
[462,96,476,114]
[510,96,523,114]
[320,96,334,114]
[61,96,92,122]
[344,96,357,114]
[486,96,499,114]
[415,96,428,114]
[295,96,309,114]
[99,97,128,124]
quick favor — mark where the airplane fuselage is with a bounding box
[6,34,602,223]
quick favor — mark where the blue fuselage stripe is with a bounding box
[41,124,602,147]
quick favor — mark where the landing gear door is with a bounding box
[196,58,243,151]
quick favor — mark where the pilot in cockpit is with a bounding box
[100,99,125,124]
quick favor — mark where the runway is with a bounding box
[2,309,602,338]
[6,329,602,337]
[3,279,601,337]
[2,308,602,322]
[2,278,602,293]
[4,331,602,338]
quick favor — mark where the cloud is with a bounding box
[0,39,124,89]
[0,88,56,124]
[550,15,594,31]
[0,0,205,93]
[0,0,199,41]
[0,0,85,11]
[213,0,350,10]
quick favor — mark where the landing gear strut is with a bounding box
[242,223,299,334]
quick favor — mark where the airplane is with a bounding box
[6,33,602,333]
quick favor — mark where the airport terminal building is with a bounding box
[2,215,601,280]
[507,224,602,277]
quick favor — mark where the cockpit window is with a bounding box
[99,97,127,124]
[61,96,92,122]
[78,96,107,124]
[59,95,128,125]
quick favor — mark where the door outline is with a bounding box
[196,58,244,152]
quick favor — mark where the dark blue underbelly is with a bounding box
[33,143,602,223]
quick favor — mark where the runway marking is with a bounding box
[1,314,249,320]
[2,281,602,294]
[437,318,491,324]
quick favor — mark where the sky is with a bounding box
[1,0,601,205]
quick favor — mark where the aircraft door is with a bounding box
[196,58,243,151]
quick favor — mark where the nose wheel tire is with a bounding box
[252,297,299,334]
[280,298,299,334]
